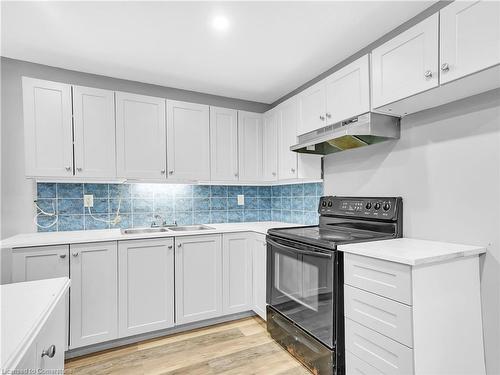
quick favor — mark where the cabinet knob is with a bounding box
[424,70,433,79]
[59,254,66,259]
[234,173,239,177]
[319,115,325,121]
[76,167,82,172]
[325,113,332,119]
[161,169,166,174]
[168,245,173,249]
[441,63,450,72]
[272,172,276,176]
[169,170,174,175]
[41,345,56,358]
[177,243,182,248]
[72,252,79,257]
[291,168,296,173]
[65,166,71,172]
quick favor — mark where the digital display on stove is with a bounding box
[340,200,363,211]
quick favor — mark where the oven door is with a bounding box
[267,235,335,349]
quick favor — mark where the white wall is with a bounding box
[324,89,500,375]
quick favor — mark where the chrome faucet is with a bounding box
[151,215,177,228]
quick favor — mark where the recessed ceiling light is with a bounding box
[212,15,229,32]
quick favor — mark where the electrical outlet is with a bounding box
[84,194,94,208]
[237,194,245,205]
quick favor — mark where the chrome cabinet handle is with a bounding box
[325,113,332,119]
[72,252,79,257]
[319,115,325,121]
[41,345,56,358]
[65,166,71,172]
[59,254,66,259]
[441,63,450,72]
[76,167,82,172]
[234,173,239,177]
[168,245,173,249]
[424,70,433,79]
[161,169,166,174]
[291,168,296,173]
[169,170,174,175]
[177,243,182,248]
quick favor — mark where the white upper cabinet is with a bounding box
[22,77,73,177]
[440,1,500,84]
[371,13,439,108]
[116,92,166,179]
[298,82,327,135]
[238,111,263,182]
[278,98,299,180]
[210,106,239,181]
[73,86,116,178]
[262,110,278,181]
[325,55,370,124]
[167,100,210,181]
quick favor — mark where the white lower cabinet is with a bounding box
[222,233,253,314]
[118,238,175,337]
[175,234,223,324]
[12,245,69,282]
[251,234,267,320]
[70,242,118,348]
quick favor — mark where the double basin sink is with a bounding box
[121,224,215,235]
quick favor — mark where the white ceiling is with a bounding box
[1,1,434,104]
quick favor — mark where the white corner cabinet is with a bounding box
[9,232,268,354]
[344,253,485,375]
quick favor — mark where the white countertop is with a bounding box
[0,277,70,369]
[0,222,298,249]
[338,238,486,266]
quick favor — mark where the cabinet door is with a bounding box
[325,55,370,124]
[175,234,223,324]
[210,106,239,181]
[12,245,69,282]
[22,77,73,177]
[118,238,174,337]
[73,86,116,178]
[372,13,439,108]
[238,111,263,182]
[167,100,210,180]
[116,92,166,179]
[298,82,326,134]
[278,98,298,180]
[252,234,267,320]
[222,233,253,314]
[440,1,500,84]
[70,242,118,348]
[262,110,278,181]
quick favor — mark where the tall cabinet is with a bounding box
[262,109,279,181]
[210,107,239,181]
[238,111,263,182]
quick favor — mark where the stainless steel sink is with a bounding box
[168,225,215,232]
[121,227,171,235]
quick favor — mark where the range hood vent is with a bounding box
[291,112,400,155]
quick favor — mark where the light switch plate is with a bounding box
[84,194,94,208]
[237,194,245,205]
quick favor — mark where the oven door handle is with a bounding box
[267,238,332,259]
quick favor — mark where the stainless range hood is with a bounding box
[291,112,400,155]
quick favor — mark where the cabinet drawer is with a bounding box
[346,350,383,375]
[344,285,413,347]
[345,319,414,375]
[344,253,412,304]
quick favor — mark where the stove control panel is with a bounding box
[319,196,401,220]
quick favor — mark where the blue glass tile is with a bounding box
[110,198,131,213]
[281,197,292,210]
[291,197,304,211]
[37,183,56,198]
[132,213,154,228]
[210,197,227,210]
[291,210,304,224]
[259,210,271,221]
[133,198,154,213]
[304,212,319,225]
[193,185,211,197]
[175,211,193,225]
[210,210,227,223]
[211,185,228,197]
[36,215,58,232]
[109,184,130,199]
[291,184,304,197]
[193,198,210,211]
[111,214,131,229]
[228,210,244,223]
[36,199,57,214]
[173,184,193,197]
[227,186,243,196]
[244,210,259,222]
[243,186,259,197]
[90,198,109,214]
[271,197,282,209]
[227,197,241,210]
[155,197,174,212]
[175,198,193,212]
[193,211,210,224]
[281,210,292,223]
[281,184,291,197]
[258,186,272,197]
[258,198,271,210]
[271,185,281,197]
[58,215,84,231]
[155,187,175,199]
[304,196,319,212]
[84,183,109,198]
[316,183,324,196]
[58,183,83,198]
[303,183,316,196]
[84,214,110,230]
[271,210,282,222]
[245,197,259,209]
[58,199,84,215]
[132,184,155,198]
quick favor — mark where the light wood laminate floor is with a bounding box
[65,316,310,375]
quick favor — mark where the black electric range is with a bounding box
[266,196,403,375]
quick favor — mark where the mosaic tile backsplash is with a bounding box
[36,182,323,232]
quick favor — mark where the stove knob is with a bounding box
[383,203,391,211]
[374,202,381,210]
[327,201,333,207]
[321,201,327,207]
[365,202,372,209]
